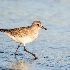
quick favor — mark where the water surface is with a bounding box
[0,0,70,70]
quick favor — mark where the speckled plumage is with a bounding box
[0,21,47,59]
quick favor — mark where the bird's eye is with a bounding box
[37,24,39,26]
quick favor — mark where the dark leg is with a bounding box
[24,46,38,60]
[14,43,22,54]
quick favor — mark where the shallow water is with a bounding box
[0,0,70,70]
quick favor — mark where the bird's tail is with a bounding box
[0,29,8,32]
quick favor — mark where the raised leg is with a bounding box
[24,46,38,60]
[14,43,22,54]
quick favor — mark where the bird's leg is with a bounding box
[14,43,22,54]
[24,46,38,60]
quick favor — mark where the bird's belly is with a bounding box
[11,36,33,44]
[10,36,33,44]
[5,32,38,44]
[18,37,32,44]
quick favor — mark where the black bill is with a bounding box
[41,26,47,30]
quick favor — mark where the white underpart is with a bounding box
[5,32,38,45]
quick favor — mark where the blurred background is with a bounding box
[0,0,70,70]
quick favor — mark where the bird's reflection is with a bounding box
[11,61,30,70]
[9,55,31,70]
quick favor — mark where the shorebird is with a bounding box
[0,21,47,60]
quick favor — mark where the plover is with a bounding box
[0,21,47,60]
